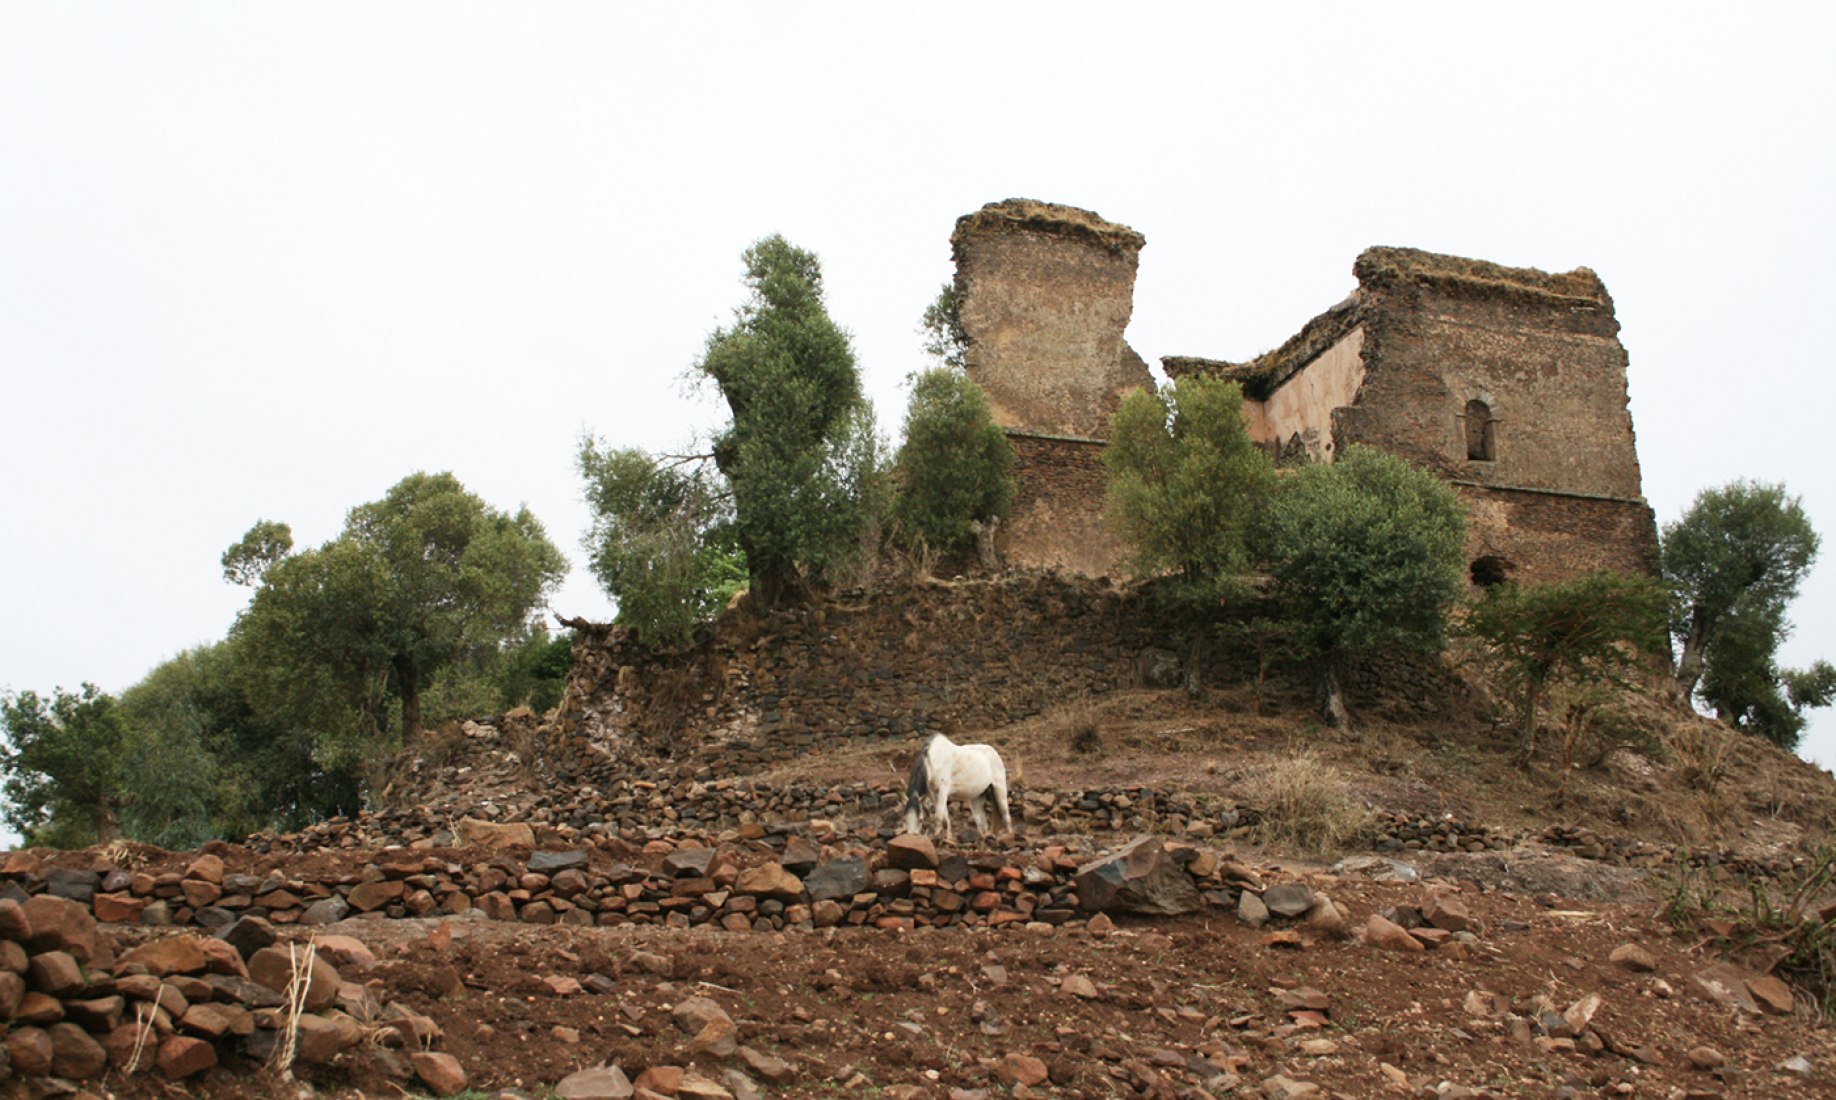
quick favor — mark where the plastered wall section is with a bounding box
[956,228,1153,439]
[1343,289,1645,500]
[1244,328,1367,462]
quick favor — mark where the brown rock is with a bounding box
[1423,892,1478,933]
[1747,975,1795,1015]
[0,897,32,940]
[312,933,377,971]
[247,944,341,1011]
[734,862,804,902]
[456,816,535,851]
[1238,890,1271,928]
[737,1045,794,1083]
[156,1034,218,1079]
[676,1072,734,1099]
[1609,943,1657,972]
[412,1050,469,1096]
[1060,974,1100,999]
[887,834,939,870]
[93,892,148,923]
[23,894,107,964]
[557,1065,637,1099]
[6,1025,53,1076]
[999,1052,1050,1086]
[347,880,405,912]
[635,1065,685,1094]
[48,1021,108,1078]
[1687,1044,1726,1069]
[292,1012,356,1062]
[121,935,209,977]
[0,970,24,1018]
[1366,913,1426,953]
[65,994,124,1031]
[104,1021,158,1072]
[1563,993,1602,1035]
[1302,895,1349,939]
[180,879,223,908]
[185,853,225,884]
[27,950,85,997]
[1260,1075,1322,1099]
[16,990,64,1024]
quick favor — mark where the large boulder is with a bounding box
[1073,837,1203,916]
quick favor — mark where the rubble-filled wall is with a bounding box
[552,574,1167,773]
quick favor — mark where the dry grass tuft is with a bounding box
[1240,750,1373,861]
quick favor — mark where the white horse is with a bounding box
[902,733,1013,843]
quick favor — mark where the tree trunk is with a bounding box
[1674,612,1708,700]
[1521,678,1542,760]
[395,655,423,741]
[94,804,120,845]
[1321,664,1350,729]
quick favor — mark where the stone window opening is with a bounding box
[1464,399,1497,462]
[1470,555,1512,587]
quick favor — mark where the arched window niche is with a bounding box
[1464,398,1497,462]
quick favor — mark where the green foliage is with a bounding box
[578,441,744,646]
[1256,445,1466,723]
[1464,571,1670,756]
[1662,480,1826,747]
[123,640,350,838]
[220,519,293,586]
[0,684,127,847]
[1697,605,1833,749]
[1103,376,1275,599]
[890,368,1013,556]
[919,282,967,371]
[695,235,881,605]
[232,471,567,747]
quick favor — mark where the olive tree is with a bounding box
[1256,445,1467,727]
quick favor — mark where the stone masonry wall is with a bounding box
[952,199,1152,440]
[552,574,1163,773]
[1455,484,1659,587]
[1001,433,1129,577]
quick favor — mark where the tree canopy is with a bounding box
[0,684,128,847]
[232,471,566,750]
[1104,376,1274,599]
[890,367,1013,557]
[1662,480,1828,747]
[1256,445,1467,726]
[1464,571,1671,756]
[577,441,746,646]
[690,235,882,606]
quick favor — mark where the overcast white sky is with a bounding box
[4,6,1835,784]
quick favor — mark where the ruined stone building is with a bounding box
[951,198,1658,586]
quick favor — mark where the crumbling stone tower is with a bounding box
[952,199,1152,574]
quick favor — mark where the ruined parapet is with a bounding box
[951,200,1150,574]
[952,199,1152,439]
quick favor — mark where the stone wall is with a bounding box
[1454,484,1659,587]
[1001,432,1129,577]
[1342,248,1645,501]
[552,574,1164,771]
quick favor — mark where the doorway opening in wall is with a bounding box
[1465,399,1496,461]
[1470,556,1512,587]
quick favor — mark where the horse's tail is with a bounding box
[1009,751,1022,785]
[904,739,932,813]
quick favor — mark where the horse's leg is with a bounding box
[969,790,990,841]
[992,773,1014,839]
[935,777,954,844]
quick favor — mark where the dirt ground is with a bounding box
[91,871,1836,1100]
[31,684,1836,1099]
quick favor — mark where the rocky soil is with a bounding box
[3,685,1835,1099]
